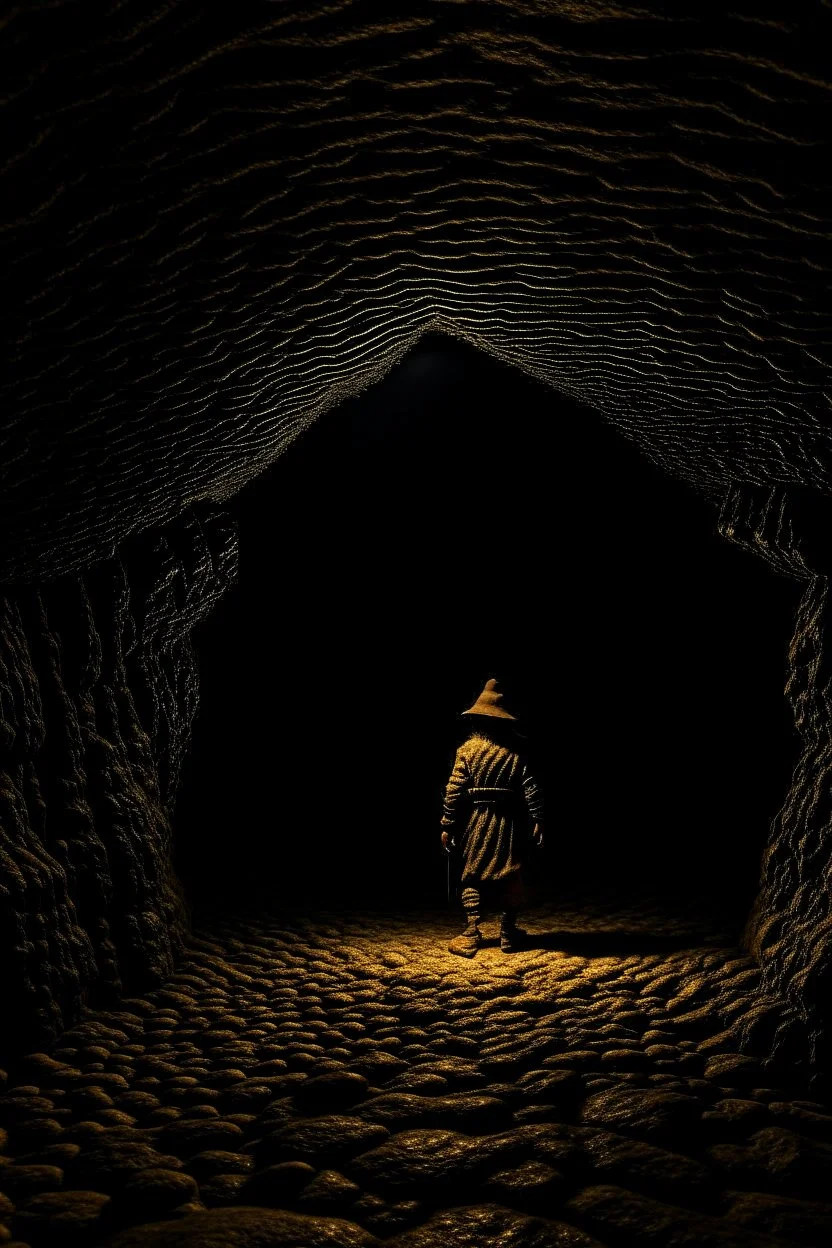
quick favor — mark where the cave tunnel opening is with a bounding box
[174,332,802,932]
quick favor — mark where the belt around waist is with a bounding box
[469,787,516,805]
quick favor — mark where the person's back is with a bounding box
[441,680,544,957]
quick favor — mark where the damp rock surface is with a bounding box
[0,898,830,1246]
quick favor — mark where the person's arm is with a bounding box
[522,762,544,848]
[441,748,469,851]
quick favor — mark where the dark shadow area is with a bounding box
[497,931,724,955]
[175,333,801,924]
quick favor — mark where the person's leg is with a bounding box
[499,871,527,952]
[448,884,483,957]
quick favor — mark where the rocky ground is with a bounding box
[2,896,832,1247]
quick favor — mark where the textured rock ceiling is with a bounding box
[1,1,831,584]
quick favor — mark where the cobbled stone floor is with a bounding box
[2,895,832,1247]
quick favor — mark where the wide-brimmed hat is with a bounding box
[460,677,521,722]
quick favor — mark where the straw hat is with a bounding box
[460,677,520,722]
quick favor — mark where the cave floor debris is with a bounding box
[2,896,832,1246]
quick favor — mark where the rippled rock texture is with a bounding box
[1,901,831,1246]
[2,3,831,581]
[0,509,237,1050]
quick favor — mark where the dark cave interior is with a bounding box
[175,333,801,916]
[3,3,832,1245]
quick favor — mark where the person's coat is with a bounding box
[441,730,543,884]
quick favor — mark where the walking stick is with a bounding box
[445,839,458,906]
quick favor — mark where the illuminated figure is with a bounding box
[441,678,544,957]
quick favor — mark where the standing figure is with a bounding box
[441,678,544,957]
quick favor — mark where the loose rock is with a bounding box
[12,1189,111,1245]
[568,1183,785,1247]
[102,1205,379,1246]
[386,1203,604,1247]
[257,1116,389,1166]
[580,1086,702,1144]
[116,1167,200,1217]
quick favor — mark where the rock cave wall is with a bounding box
[0,509,237,1054]
[718,483,832,1071]
[1,2,831,1061]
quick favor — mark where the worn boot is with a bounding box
[450,887,483,958]
[500,913,528,953]
[448,922,483,958]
